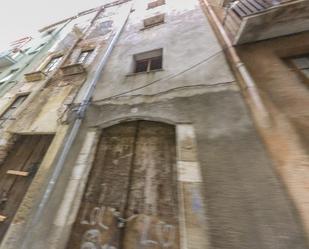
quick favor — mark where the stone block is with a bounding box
[60,63,86,76]
[24,71,46,82]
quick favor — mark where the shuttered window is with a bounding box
[0,95,28,127]
[147,0,165,9]
[0,69,19,84]
[143,14,165,29]
[44,56,63,73]
[77,50,94,64]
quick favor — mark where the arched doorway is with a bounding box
[66,121,179,249]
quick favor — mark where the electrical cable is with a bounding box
[92,49,225,102]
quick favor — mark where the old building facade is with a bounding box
[0,0,308,249]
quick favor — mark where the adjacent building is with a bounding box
[202,0,309,247]
[0,0,307,249]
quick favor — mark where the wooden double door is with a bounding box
[67,121,180,249]
[0,135,53,241]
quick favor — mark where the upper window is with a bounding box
[143,14,165,29]
[28,43,46,55]
[134,49,163,73]
[44,55,63,73]
[148,0,165,9]
[0,69,19,84]
[0,94,28,127]
[77,49,94,64]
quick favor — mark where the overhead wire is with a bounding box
[92,48,228,102]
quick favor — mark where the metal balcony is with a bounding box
[222,0,309,44]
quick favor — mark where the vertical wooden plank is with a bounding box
[123,121,179,249]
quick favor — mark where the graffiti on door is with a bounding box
[67,121,179,249]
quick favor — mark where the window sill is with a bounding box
[140,21,165,31]
[126,69,164,77]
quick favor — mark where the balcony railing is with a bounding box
[222,0,309,44]
[225,0,295,19]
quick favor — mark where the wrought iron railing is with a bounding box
[227,0,295,19]
[222,0,298,37]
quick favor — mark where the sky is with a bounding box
[0,0,111,50]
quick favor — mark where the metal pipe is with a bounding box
[201,0,270,123]
[77,6,132,119]
[19,3,132,249]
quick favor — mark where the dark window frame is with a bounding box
[77,49,94,64]
[135,56,163,73]
[143,14,165,29]
[286,54,309,85]
[0,69,19,84]
[44,55,63,73]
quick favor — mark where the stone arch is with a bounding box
[91,115,178,130]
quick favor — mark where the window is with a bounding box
[148,0,165,9]
[0,95,28,127]
[45,28,55,36]
[134,49,163,73]
[23,48,30,53]
[143,14,165,29]
[289,54,309,79]
[77,49,94,64]
[28,43,46,55]
[43,56,63,73]
[285,54,309,85]
[0,69,19,84]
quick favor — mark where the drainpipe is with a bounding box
[19,2,132,249]
[201,0,270,125]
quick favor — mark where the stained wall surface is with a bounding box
[84,0,309,248]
